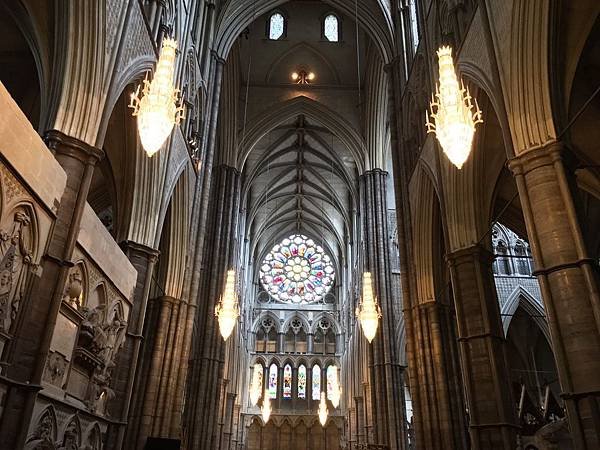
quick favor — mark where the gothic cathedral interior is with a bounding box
[0,1,599,450]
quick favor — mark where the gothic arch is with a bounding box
[501,287,550,343]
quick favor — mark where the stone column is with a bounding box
[0,130,103,449]
[110,241,159,450]
[409,300,468,450]
[184,164,241,450]
[509,142,600,449]
[359,169,407,450]
[446,244,517,449]
[307,332,315,353]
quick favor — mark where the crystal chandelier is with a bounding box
[261,390,272,424]
[129,37,185,157]
[318,392,329,426]
[356,272,381,343]
[425,46,483,169]
[330,368,341,409]
[249,363,263,407]
[215,270,240,340]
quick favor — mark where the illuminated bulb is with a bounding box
[291,72,299,81]
[355,272,381,343]
[129,38,185,157]
[318,392,328,426]
[330,369,341,409]
[249,364,263,406]
[308,72,315,81]
[425,46,483,169]
[261,390,271,424]
[215,270,239,340]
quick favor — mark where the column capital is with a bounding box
[445,243,494,267]
[119,240,160,263]
[507,140,576,176]
[44,129,104,165]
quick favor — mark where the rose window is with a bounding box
[260,234,335,303]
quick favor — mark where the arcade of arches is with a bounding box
[0,1,598,450]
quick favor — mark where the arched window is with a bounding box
[494,241,511,275]
[326,365,337,400]
[314,318,335,355]
[408,0,419,51]
[323,14,339,42]
[298,364,307,399]
[283,364,292,398]
[255,327,266,352]
[268,364,278,399]
[268,12,285,40]
[312,365,321,400]
[514,242,531,275]
[266,327,278,353]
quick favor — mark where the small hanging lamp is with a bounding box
[249,364,263,406]
[425,46,483,169]
[356,272,381,343]
[215,270,240,340]
[129,37,185,157]
[261,389,272,424]
[318,392,329,426]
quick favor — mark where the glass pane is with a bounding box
[409,0,419,50]
[283,364,292,398]
[326,365,336,400]
[298,365,307,399]
[312,365,321,400]
[269,364,278,399]
[324,15,339,42]
[269,13,284,40]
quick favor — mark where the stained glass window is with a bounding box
[260,234,335,304]
[283,364,292,398]
[298,365,307,399]
[324,14,339,42]
[268,364,278,399]
[327,365,336,400]
[312,365,321,400]
[269,13,285,40]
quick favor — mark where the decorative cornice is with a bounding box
[44,129,105,165]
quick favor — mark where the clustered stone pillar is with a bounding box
[406,299,468,450]
[111,240,159,450]
[359,169,407,450]
[184,164,241,450]
[509,142,600,449]
[445,244,518,449]
[0,130,103,449]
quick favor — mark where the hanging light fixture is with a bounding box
[425,46,483,169]
[129,37,185,157]
[261,389,271,424]
[318,392,329,426]
[215,270,240,340]
[330,368,342,409]
[356,272,381,343]
[249,364,263,407]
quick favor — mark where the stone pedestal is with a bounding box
[509,142,600,449]
[446,244,517,449]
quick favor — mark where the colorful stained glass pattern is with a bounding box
[283,364,292,398]
[312,365,321,400]
[260,234,335,304]
[327,365,336,400]
[269,13,284,40]
[324,14,339,42]
[298,365,307,399]
[268,364,278,399]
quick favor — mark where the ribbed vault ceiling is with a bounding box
[244,115,357,273]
